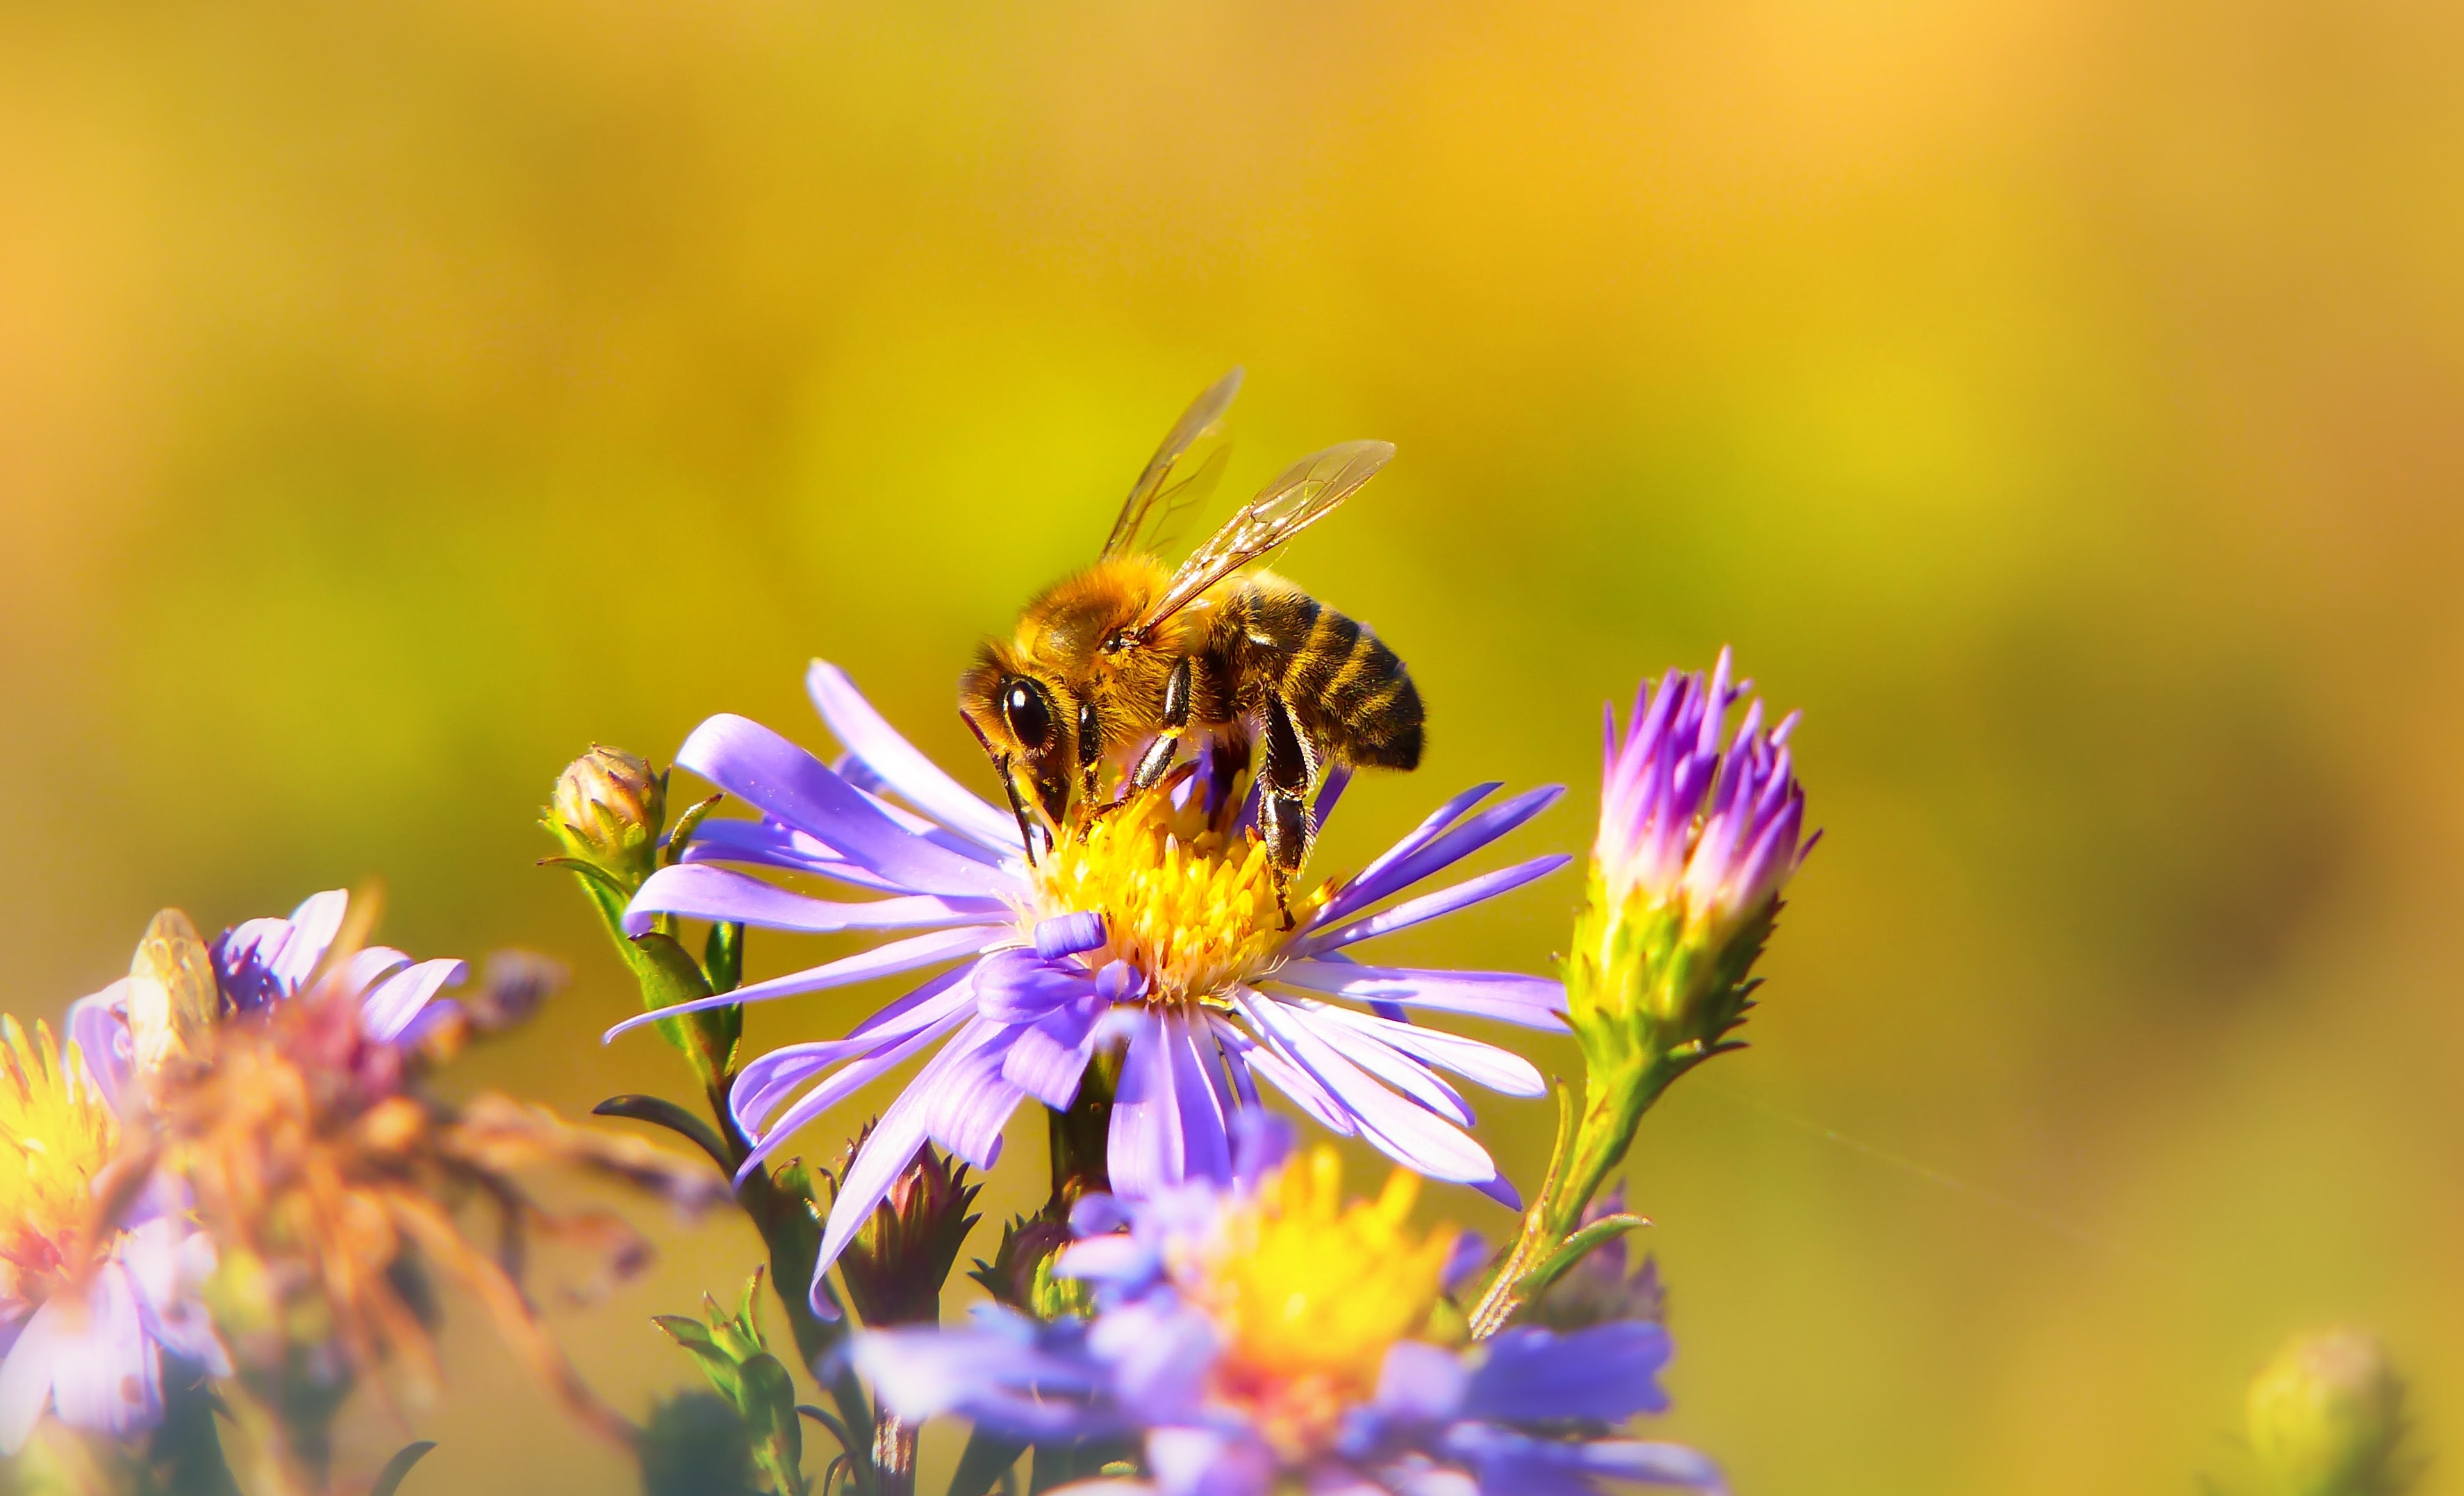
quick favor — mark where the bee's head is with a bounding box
[959,647,1077,827]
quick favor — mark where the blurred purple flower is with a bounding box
[854,1119,1721,1496]
[611,662,1573,1311]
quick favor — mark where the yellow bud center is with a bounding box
[1184,1147,1456,1461]
[0,1017,119,1311]
[1034,790,1324,1004]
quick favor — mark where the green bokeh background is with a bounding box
[6,1,2462,1491]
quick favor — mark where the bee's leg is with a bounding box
[1073,701,1105,828]
[1110,656,1196,809]
[1257,692,1314,929]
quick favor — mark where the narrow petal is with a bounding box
[1234,995,1497,1184]
[814,1017,1010,1287]
[1327,785,1564,920]
[625,863,1009,939]
[603,926,1000,1040]
[807,660,1025,854]
[358,957,469,1045]
[731,965,982,1131]
[1003,1001,1102,1109]
[1293,1003,1546,1097]
[674,713,1015,898]
[677,819,911,893]
[1293,1009,1475,1127]
[1272,962,1568,1030]
[1301,856,1573,957]
[1464,1322,1673,1423]
[737,990,982,1173]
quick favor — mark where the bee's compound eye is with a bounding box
[1002,680,1055,751]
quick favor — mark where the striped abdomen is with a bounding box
[1215,576,1423,771]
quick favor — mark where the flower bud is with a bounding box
[547,746,667,888]
[1568,650,1812,1072]
[829,1130,982,1327]
[2247,1328,2409,1496]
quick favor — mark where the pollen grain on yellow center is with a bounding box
[0,1015,120,1311]
[1187,1147,1457,1456]
[1034,790,1323,1003]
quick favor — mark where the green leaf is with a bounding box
[1510,1213,1650,1302]
[739,1351,807,1496]
[652,1313,720,1353]
[368,1441,438,1496]
[947,1429,1030,1496]
[595,1095,736,1173]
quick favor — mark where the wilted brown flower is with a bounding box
[147,917,725,1486]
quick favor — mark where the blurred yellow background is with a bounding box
[6,0,2463,1490]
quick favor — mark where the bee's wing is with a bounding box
[1102,368,1244,561]
[1133,438,1396,632]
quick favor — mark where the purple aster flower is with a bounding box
[206,888,470,1047]
[852,1119,1723,1496]
[610,661,1572,1311]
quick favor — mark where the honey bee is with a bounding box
[960,369,1425,911]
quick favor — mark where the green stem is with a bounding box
[1465,1049,1687,1339]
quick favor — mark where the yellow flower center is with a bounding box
[1034,790,1325,1004]
[0,1016,119,1311]
[1184,1148,1456,1460]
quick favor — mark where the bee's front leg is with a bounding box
[1257,692,1314,929]
[1110,655,1196,809]
[1074,700,1105,826]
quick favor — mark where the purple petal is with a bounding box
[674,714,1015,899]
[358,957,469,1045]
[1294,1011,1475,1127]
[1375,1340,1469,1422]
[736,984,984,1174]
[807,660,1025,855]
[1293,1003,1546,1097]
[1272,962,1568,1030]
[1234,995,1497,1184]
[1003,1001,1102,1108]
[1147,1425,1273,1496]
[1035,911,1108,960]
[66,989,131,1110]
[603,925,1001,1040]
[1107,1014,1234,1199]
[1332,783,1501,913]
[677,818,910,893]
[1464,1322,1673,1423]
[625,863,1010,940]
[977,949,1103,1022]
[1301,856,1573,956]
[919,1021,1032,1169]
[1323,786,1563,922]
[731,965,982,1131]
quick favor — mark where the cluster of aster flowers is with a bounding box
[524,649,1803,1496]
[3,642,1814,1496]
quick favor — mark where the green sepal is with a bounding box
[596,1095,736,1172]
[665,792,727,867]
